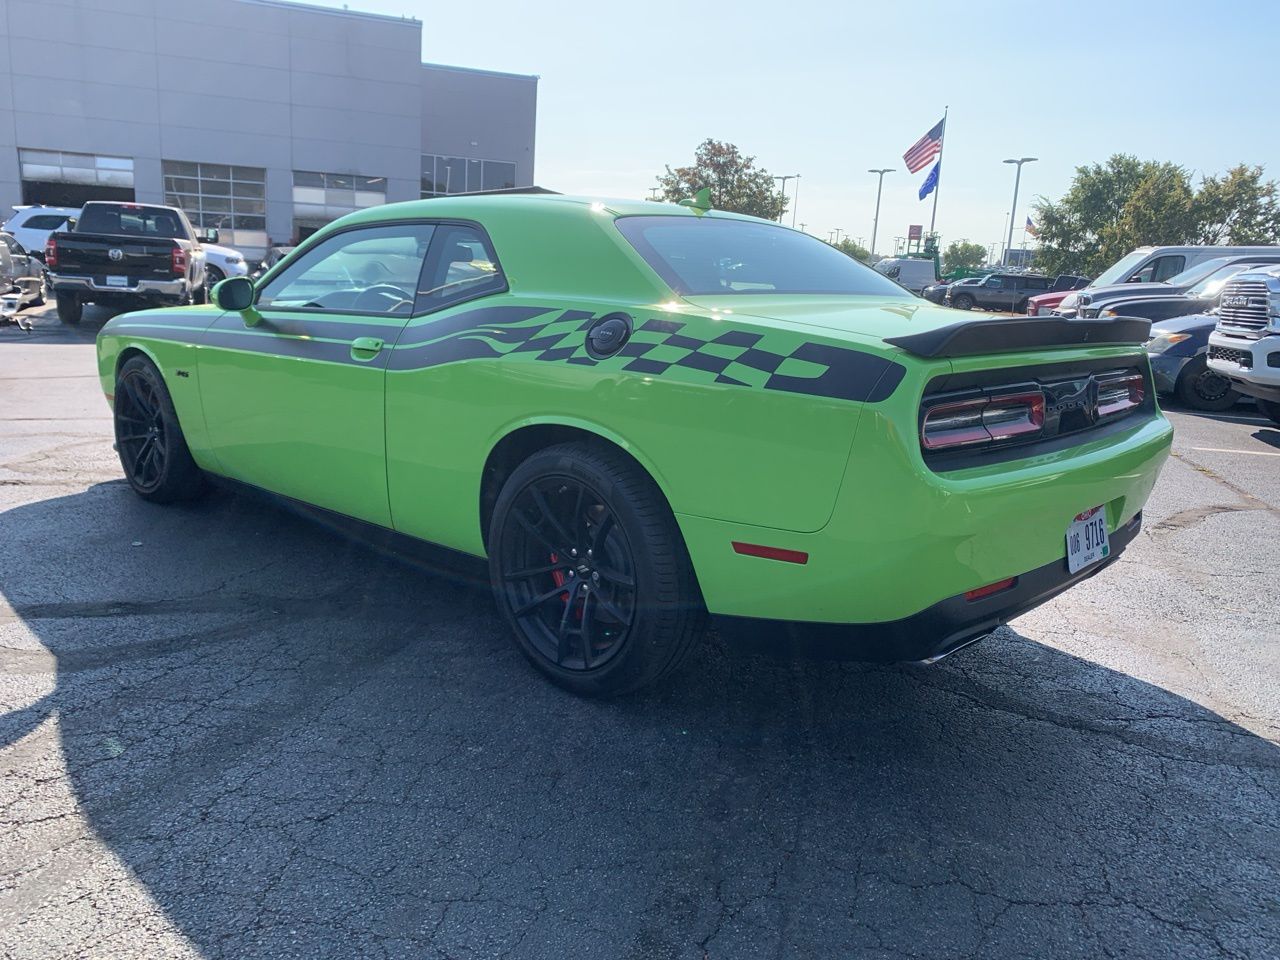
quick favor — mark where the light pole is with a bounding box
[1002,157,1037,266]
[868,168,893,258]
[647,186,661,200]
[799,222,807,233]
[832,227,845,245]
[773,174,799,224]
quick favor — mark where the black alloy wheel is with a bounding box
[113,355,206,502]
[489,442,703,696]
[952,293,974,310]
[1176,357,1238,412]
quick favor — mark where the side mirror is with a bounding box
[200,228,220,244]
[213,275,255,312]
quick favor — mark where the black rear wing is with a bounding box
[884,316,1151,359]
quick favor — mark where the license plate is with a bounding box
[105,275,128,287]
[1066,506,1110,574]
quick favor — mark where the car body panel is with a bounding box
[96,195,1172,645]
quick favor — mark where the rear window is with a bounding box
[21,214,71,230]
[615,215,909,297]
[77,205,185,239]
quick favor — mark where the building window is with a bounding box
[421,155,517,198]
[163,161,267,254]
[292,171,387,241]
[20,148,135,188]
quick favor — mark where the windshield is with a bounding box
[1187,261,1275,297]
[615,216,910,297]
[1092,250,1153,287]
[1163,257,1235,288]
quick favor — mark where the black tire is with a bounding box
[31,276,45,307]
[488,441,703,697]
[952,293,974,310]
[192,282,207,306]
[1175,356,1239,412]
[56,293,82,324]
[114,355,206,503]
[206,265,225,288]
[1259,399,1280,427]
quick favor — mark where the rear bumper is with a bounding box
[51,274,188,301]
[715,511,1143,662]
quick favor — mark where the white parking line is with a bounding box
[1189,446,1280,457]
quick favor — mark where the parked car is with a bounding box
[46,201,213,324]
[1021,275,1091,316]
[252,245,295,279]
[95,194,1171,696]
[872,257,937,295]
[0,232,47,323]
[1,205,79,256]
[1085,257,1280,322]
[945,272,1052,312]
[1051,245,1280,317]
[922,276,982,304]
[202,242,250,287]
[1207,265,1280,425]
[1145,314,1239,411]
[1070,256,1280,319]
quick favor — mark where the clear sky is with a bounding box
[305,0,1279,258]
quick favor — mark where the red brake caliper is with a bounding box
[549,553,584,621]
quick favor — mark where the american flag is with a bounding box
[1025,216,1038,237]
[903,118,945,173]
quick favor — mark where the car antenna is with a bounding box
[677,188,713,214]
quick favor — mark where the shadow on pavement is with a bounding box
[1,481,1277,959]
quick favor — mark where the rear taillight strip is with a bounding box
[922,390,1045,451]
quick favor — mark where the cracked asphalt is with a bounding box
[1,304,1278,960]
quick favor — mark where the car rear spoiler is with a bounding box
[883,315,1152,359]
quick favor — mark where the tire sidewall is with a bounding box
[115,356,203,502]
[1176,356,1238,412]
[488,446,686,697]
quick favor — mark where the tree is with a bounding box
[654,139,787,221]
[943,241,987,272]
[1192,164,1280,244]
[831,237,871,263]
[1032,155,1280,277]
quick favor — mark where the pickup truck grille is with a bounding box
[1217,279,1270,337]
[1208,343,1251,368]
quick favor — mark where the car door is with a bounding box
[197,221,435,526]
[981,276,1004,308]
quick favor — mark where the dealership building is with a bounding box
[0,0,538,258]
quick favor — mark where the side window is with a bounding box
[1152,256,1186,282]
[415,224,506,311]
[1024,276,1049,291]
[987,277,1004,289]
[0,236,19,254]
[257,223,435,315]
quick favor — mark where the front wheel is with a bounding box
[1175,356,1239,412]
[56,292,82,324]
[114,355,207,502]
[488,442,703,696]
[1259,399,1280,426]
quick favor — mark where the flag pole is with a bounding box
[928,105,948,236]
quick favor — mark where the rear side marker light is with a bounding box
[731,541,809,565]
[964,577,1017,602]
[922,391,1045,451]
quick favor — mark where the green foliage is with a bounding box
[943,241,987,272]
[1033,155,1280,277]
[654,139,787,221]
[831,237,871,263]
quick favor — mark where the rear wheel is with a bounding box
[114,355,206,503]
[31,276,46,307]
[1175,356,1239,412]
[488,442,703,697]
[952,293,974,310]
[56,293,82,324]
[1259,399,1280,426]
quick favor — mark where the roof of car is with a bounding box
[343,193,774,227]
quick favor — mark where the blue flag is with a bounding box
[919,161,940,201]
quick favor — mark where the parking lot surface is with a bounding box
[2,306,1278,960]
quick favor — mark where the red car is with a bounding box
[1027,275,1091,315]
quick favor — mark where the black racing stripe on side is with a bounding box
[106,325,203,345]
[713,330,763,348]
[394,305,554,346]
[623,357,671,374]
[386,337,500,371]
[641,318,684,334]
[764,343,906,403]
[618,340,656,358]
[248,315,398,341]
[676,351,732,374]
[736,348,786,373]
[201,330,355,365]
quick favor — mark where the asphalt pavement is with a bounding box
[1,304,1278,960]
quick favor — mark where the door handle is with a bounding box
[350,336,384,360]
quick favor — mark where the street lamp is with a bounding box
[832,227,845,244]
[868,168,894,259]
[773,174,800,224]
[1002,157,1037,266]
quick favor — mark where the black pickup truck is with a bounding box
[45,201,214,324]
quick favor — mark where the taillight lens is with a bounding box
[1096,372,1145,419]
[922,390,1045,451]
[45,237,57,268]
[172,246,187,276]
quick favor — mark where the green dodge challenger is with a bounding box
[96,194,1172,695]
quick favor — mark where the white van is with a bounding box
[1091,245,1280,287]
[872,257,937,295]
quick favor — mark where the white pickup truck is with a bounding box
[1206,264,1280,424]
